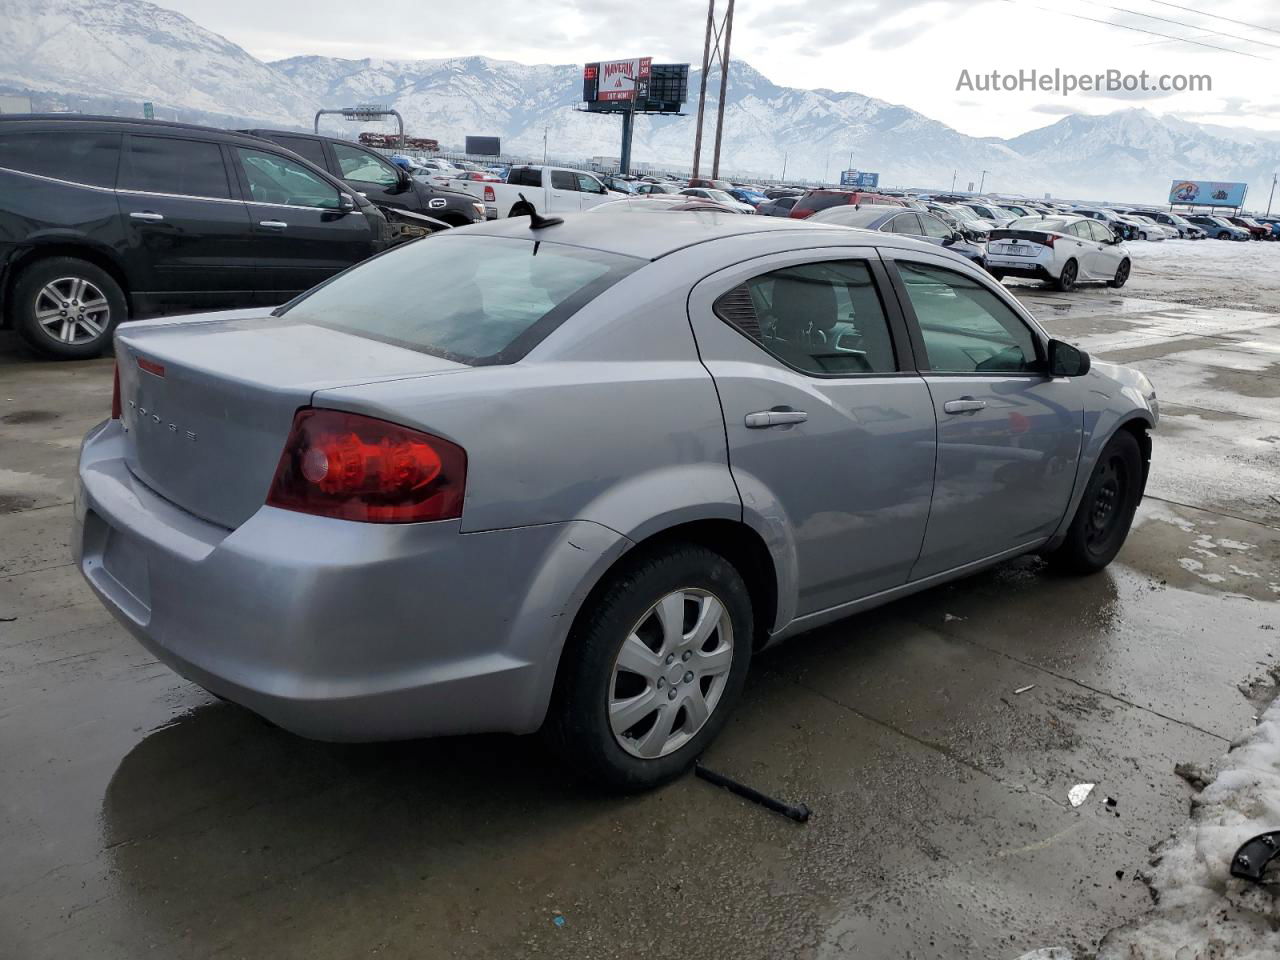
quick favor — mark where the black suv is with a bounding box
[240,129,486,228]
[0,116,393,359]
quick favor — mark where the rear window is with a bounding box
[122,135,231,199]
[796,192,854,213]
[280,235,642,364]
[267,135,328,170]
[0,131,121,188]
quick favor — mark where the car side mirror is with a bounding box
[339,194,356,212]
[1048,339,1090,378]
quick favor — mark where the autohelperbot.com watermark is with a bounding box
[956,68,1211,96]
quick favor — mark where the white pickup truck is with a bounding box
[443,165,617,219]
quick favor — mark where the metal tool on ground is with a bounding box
[694,762,810,822]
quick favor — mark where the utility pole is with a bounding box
[691,0,735,179]
[951,170,957,192]
[542,126,548,164]
[978,169,989,193]
[780,151,787,182]
[1268,172,1277,217]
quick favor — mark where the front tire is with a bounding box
[1107,258,1131,289]
[1047,430,1143,575]
[545,544,754,792]
[1056,259,1078,292]
[12,257,126,360]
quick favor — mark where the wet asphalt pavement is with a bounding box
[2,242,1278,959]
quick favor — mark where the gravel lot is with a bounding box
[2,238,1278,959]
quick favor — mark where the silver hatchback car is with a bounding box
[76,212,1158,790]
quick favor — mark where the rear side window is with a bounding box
[550,170,578,190]
[267,135,328,170]
[121,135,230,199]
[332,143,398,187]
[508,167,542,187]
[713,260,898,376]
[280,236,642,364]
[0,131,121,188]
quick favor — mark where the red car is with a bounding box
[1228,217,1271,240]
[789,189,906,219]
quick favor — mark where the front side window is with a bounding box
[508,167,541,187]
[919,214,952,239]
[122,135,230,199]
[281,236,641,364]
[0,131,121,188]
[887,213,923,235]
[576,173,606,194]
[898,262,1039,374]
[713,260,898,376]
[236,148,341,208]
[332,143,398,187]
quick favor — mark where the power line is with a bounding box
[1080,0,1280,51]
[1145,0,1280,37]
[1000,0,1270,59]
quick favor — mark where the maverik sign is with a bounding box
[1168,179,1248,208]
[584,58,653,103]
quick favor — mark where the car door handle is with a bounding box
[943,398,987,414]
[129,211,164,221]
[259,220,288,229]
[745,409,808,428]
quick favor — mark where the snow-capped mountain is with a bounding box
[2,0,1278,205]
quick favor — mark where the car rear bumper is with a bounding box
[75,419,630,741]
[985,252,1054,281]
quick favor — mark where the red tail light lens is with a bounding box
[483,185,496,202]
[111,362,121,419]
[266,409,466,523]
[1042,233,1056,247]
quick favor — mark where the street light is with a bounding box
[1267,172,1277,217]
[978,169,989,193]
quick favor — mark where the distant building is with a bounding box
[0,94,33,114]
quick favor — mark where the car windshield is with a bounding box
[280,236,642,364]
[700,189,735,203]
[945,205,981,222]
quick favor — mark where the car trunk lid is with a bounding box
[989,229,1056,256]
[115,313,467,529]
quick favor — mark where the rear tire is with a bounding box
[545,544,753,792]
[1046,430,1143,575]
[12,257,125,360]
[1055,259,1078,292]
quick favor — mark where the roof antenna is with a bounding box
[518,193,563,229]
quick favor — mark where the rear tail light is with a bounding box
[1041,234,1056,247]
[111,362,121,419]
[483,186,496,202]
[267,408,466,523]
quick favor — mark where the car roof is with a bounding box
[461,208,932,261]
[0,114,274,149]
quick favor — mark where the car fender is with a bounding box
[1045,362,1157,547]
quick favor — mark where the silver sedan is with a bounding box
[75,210,1158,790]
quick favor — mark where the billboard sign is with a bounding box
[839,170,879,188]
[1168,179,1247,207]
[465,136,501,157]
[589,58,652,102]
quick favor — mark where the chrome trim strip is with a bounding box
[0,165,114,193]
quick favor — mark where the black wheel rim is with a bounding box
[1085,455,1128,551]
[1116,261,1129,284]
[1062,263,1076,286]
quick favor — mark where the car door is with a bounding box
[230,144,373,302]
[687,248,938,616]
[1088,219,1124,274]
[548,169,581,212]
[576,172,612,209]
[1059,221,1098,277]
[883,254,1083,579]
[117,133,257,313]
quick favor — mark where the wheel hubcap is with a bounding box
[34,277,109,345]
[1086,456,1126,547]
[608,588,734,759]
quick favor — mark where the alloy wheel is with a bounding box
[608,588,734,759]
[33,276,110,345]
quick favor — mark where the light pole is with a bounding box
[1268,172,1277,217]
[543,126,548,164]
[951,170,957,192]
[978,169,989,193]
[780,151,787,182]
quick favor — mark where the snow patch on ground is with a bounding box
[1095,698,1280,959]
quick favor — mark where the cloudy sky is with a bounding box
[161,0,1280,137]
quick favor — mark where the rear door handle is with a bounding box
[745,409,808,428]
[943,399,987,414]
[259,220,288,229]
[129,211,164,221]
